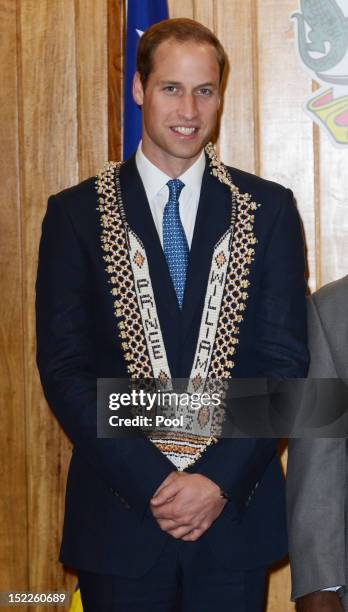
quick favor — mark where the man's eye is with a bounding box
[163,86,178,94]
[198,88,212,96]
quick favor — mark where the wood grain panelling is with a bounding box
[0,0,28,595]
[75,0,108,180]
[17,0,110,604]
[168,0,194,19]
[319,137,348,287]
[2,2,347,610]
[267,448,293,612]
[18,0,78,601]
[217,0,257,174]
[108,0,123,161]
[193,0,215,29]
[257,0,317,292]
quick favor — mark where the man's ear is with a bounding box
[133,72,144,106]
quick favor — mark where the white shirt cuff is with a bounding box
[321,586,342,592]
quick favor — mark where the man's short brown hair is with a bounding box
[136,18,227,88]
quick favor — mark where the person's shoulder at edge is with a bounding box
[311,274,348,306]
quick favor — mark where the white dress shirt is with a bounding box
[135,142,206,249]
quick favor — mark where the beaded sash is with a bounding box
[96,143,260,469]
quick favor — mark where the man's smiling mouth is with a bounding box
[170,126,199,136]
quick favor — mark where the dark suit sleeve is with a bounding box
[36,195,175,517]
[189,189,309,518]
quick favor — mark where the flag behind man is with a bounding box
[123,0,168,159]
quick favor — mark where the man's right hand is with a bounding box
[150,471,226,540]
[152,471,183,500]
[296,592,344,611]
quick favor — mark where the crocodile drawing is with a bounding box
[292,0,348,74]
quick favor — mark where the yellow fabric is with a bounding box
[69,588,83,612]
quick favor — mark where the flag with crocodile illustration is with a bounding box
[292,0,348,147]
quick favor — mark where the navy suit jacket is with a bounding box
[36,154,309,576]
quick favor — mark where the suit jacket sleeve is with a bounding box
[36,194,175,517]
[286,296,346,600]
[189,189,309,518]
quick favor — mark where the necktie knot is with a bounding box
[167,179,185,203]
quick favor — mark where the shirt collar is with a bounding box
[135,141,206,202]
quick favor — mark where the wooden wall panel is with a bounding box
[168,0,194,19]
[193,0,215,29]
[16,0,110,606]
[1,1,347,610]
[75,0,108,180]
[18,0,79,602]
[217,0,257,173]
[108,0,123,161]
[0,0,28,596]
[267,450,293,611]
[257,0,317,292]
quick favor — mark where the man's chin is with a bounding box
[164,140,207,160]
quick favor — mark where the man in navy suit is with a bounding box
[36,18,308,611]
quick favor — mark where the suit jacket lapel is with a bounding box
[119,155,180,319]
[181,156,231,345]
[119,156,181,376]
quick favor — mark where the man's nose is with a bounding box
[178,94,198,121]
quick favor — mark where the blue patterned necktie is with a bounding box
[163,179,188,309]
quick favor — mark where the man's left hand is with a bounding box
[150,473,227,541]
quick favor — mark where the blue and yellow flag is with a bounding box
[69,585,83,612]
[123,0,168,159]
